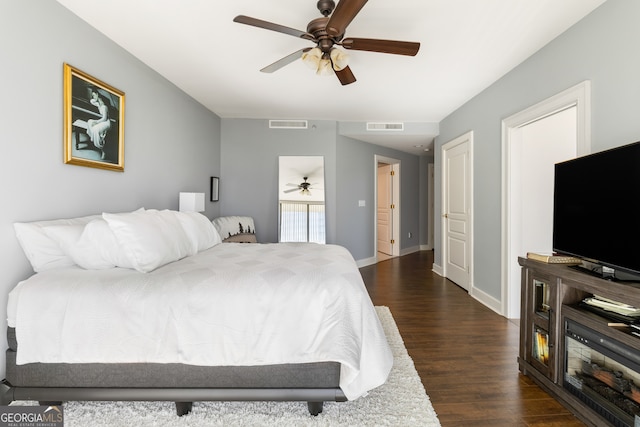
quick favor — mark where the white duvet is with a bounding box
[7,243,392,400]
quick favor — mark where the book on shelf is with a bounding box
[526,252,582,264]
[533,329,549,364]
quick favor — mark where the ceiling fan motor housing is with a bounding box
[307,17,343,52]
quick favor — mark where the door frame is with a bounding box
[374,155,400,258]
[500,81,591,318]
[440,131,474,292]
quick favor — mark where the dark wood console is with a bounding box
[518,257,640,427]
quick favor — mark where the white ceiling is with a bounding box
[55,0,606,156]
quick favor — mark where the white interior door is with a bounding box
[442,133,472,291]
[377,164,392,255]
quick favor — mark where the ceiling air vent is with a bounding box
[367,122,404,131]
[269,120,308,129]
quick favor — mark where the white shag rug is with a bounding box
[14,306,440,426]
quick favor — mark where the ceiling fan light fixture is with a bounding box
[301,188,311,196]
[302,47,348,76]
[330,47,348,71]
[301,47,322,70]
[317,56,334,75]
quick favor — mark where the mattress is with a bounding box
[7,242,392,400]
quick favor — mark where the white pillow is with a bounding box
[14,214,101,272]
[103,209,195,273]
[42,224,85,258]
[45,219,134,270]
[175,211,221,252]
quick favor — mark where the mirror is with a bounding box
[278,156,325,243]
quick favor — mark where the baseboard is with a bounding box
[432,263,443,276]
[356,256,378,268]
[357,246,423,267]
[469,286,503,315]
[419,244,433,251]
[399,246,420,256]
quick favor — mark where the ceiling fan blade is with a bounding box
[284,188,300,193]
[326,0,369,38]
[261,48,311,73]
[335,66,356,86]
[341,38,420,56]
[234,15,314,40]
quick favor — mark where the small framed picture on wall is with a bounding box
[210,176,219,202]
[63,63,125,172]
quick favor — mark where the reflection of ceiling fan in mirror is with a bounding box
[284,177,320,196]
[233,0,420,85]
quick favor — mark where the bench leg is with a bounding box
[307,401,324,416]
[175,401,193,416]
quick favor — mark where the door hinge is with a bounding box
[390,170,395,176]
[390,239,395,244]
[390,204,395,209]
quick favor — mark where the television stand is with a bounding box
[518,257,640,427]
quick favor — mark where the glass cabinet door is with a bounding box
[525,273,558,382]
[534,279,551,316]
[532,325,549,365]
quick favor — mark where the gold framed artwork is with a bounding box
[63,63,125,171]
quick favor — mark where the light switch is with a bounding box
[358,200,366,207]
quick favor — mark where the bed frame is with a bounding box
[2,328,346,416]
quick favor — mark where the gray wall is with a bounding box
[220,119,338,244]
[0,1,221,375]
[336,136,422,260]
[221,119,423,261]
[435,0,640,302]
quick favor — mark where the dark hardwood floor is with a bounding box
[360,250,586,427]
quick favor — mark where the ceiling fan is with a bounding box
[284,177,318,195]
[234,0,420,85]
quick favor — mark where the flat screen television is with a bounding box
[553,140,640,279]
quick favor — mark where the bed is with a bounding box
[2,209,392,416]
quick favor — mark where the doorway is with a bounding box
[501,81,592,318]
[375,155,400,261]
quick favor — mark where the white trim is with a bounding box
[432,263,443,276]
[356,256,378,268]
[470,286,503,316]
[399,245,421,256]
[500,80,591,318]
[427,163,435,249]
[440,131,474,292]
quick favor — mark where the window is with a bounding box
[279,202,325,244]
